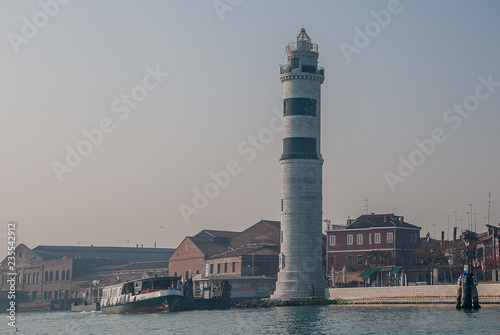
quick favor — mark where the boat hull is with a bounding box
[101,294,182,314]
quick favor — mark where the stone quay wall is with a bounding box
[326,284,500,304]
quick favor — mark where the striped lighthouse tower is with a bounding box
[272,29,326,299]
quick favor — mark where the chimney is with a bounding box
[453,227,457,242]
[400,216,404,224]
[441,231,445,246]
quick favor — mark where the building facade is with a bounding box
[168,230,239,281]
[204,246,279,278]
[476,224,500,281]
[326,214,421,273]
[0,244,174,303]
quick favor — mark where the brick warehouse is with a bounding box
[0,244,174,304]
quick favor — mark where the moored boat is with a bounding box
[100,276,183,314]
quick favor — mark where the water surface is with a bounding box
[3,304,499,334]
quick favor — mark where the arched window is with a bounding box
[49,271,53,282]
[36,272,40,283]
[45,271,48,282]
[55,270,59,281]
[61,270,65,281]
[27,273,31,283]
[66,270,70,280]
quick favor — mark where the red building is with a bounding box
[168,230,240,281]
[204,245,279,278]
[476,224,500,281]
[326,214,421,273]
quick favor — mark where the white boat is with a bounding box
[100,276,183,314]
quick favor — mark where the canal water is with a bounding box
[3,304,500,334]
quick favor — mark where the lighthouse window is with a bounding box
[302,65,316,73]
[281,137,317,160]
[283,98,316,116]
[291,58,299,69]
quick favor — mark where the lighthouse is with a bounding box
[272,29,326,299]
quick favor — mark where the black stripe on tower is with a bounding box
[283,98,317,116]
[281,137,318,160]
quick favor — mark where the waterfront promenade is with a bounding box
[326,283,500,304]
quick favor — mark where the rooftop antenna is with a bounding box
[364,199,368,214]
[487,192,492,226]
[446,214,450,240]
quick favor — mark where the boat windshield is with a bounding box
[152,278,177,290]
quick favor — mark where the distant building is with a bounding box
[476,224,500,281]
[326,214,421,274]
[231,220,280,249]
[168,230,239,281]
[204,245,279,278]
[0,244,174,303]
[169,220,282,281]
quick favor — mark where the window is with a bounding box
[357,234,363,245]
[44,291,47,300]
[280,231,283,244]
[210,264,214,274]
[347,255,353,265]
[224,263,228,273]
[232,262,236,272]
[66,270,70,280]
[329,235,336,246]
[61,270,65,281]
[387,232,394,244]
[217,263,221,273]
[410,233,414,244]
[357,255,363,265]
[55,270,59,281]
[374,233,381,244]
[291,57,300,69]
[45,271,48,282]
[369,234,372,244]
[281,199,284,211]
[49,271,53,282]
[347,235,353,245]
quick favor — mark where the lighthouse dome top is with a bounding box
[295,28,311,43]
[286,28,318,53]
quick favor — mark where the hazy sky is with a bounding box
[1,0,499,249]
